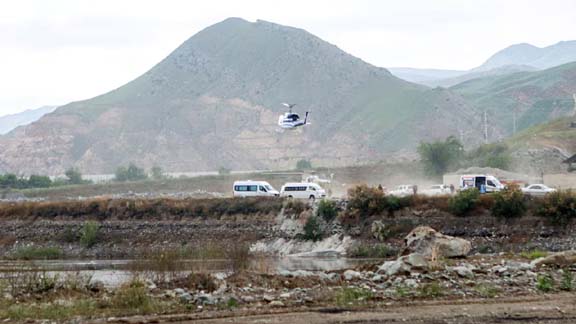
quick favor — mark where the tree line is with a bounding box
[0,168,89,189]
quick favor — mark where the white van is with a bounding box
[280,182,326,200]
[459,175,504,193]
[233,181,279,197]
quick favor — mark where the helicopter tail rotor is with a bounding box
[304,111,309,124]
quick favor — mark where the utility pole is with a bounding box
[483,111,488,144]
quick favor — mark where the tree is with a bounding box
[115,163,148,182]
[150,166,165,180]
[27,175,52,188]
[65,168,84,184]
[0,174,18,188]
[417,136,463,177]
[296,159,312,170]
[466,143,511,170]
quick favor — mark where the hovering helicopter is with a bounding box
[277,103,309,129]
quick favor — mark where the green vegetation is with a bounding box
[345,185,411,218]
[296,159,312,170]
[335,287,373,305]
[301,216,324,241]
[520,249,548,260]
[417,136,463,177]
[284,199,308,214]
[79,221,100,248]
[111,279,153,311]
[560,269,573,291]
[317,199,338,222]
[115,163,148,182]
[65,168,89,185]
[448,188,480,216]
[10,246,63,260]
[537,190,576,225]
[0,173,52,189]
[466,143,512,170]
[536,274,554,292]
[150,166,165,180]
[474,284,500,298]
[491,185,526,219]
[418,282,444,297]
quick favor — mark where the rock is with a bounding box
[343,270,362,281]
[404,226,471,258]
[403,278,418,288]
[173,288,186,295]
[241,296,255,303]
[195,293,216,305]
[531,250,576,268]
[179,292,193,303]
[371,274,384,282]
[505,261,534,272]
[263,294,275,302]
[279,292,291,299]
[371,221,389,242]
[378,253,429,276]
[451,266,474,278]
[269,300,285,307]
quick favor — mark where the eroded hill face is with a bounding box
[0,18,483,175]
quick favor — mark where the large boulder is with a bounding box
[404,226,471,258]
[531,250,576,268]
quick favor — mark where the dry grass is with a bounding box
[0,197,284,220]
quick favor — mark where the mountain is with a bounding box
[387,67,466,84]
[475,41,576,72]
[452,62,576,139]
[390,41,576,87]
[0,18,482,175]
[0,106,57,135]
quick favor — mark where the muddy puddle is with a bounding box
[0,257,378,288]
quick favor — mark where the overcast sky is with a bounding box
[1,0,575,116]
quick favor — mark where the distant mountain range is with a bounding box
[0,106,57,135]
[0,18,483,175]
[390,41,576,87]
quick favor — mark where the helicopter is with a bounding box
[277,103,309,129]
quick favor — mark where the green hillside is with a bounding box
[0,18,482,175]
[452,62,576,136]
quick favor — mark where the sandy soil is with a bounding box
[182,294,576,324]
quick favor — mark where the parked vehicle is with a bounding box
[280,182,326,200]
[521,184,556,197]
[459,175,504,193]
[233,180,279,197]
[423,184,451,196]
[389,185,416,196]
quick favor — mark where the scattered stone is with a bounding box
[344,270,362,280]
[269,300,285,307]
[451,266,474,279]
[378,253,430,276]
[180,292,193,303]
[263,294,275,302]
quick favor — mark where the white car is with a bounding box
[389,185,416,197]
[280,182,326,200]
[521,184,556,197]
[424,184,451,196]
[233,181,279,197]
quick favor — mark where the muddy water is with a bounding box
[0,257,378,288]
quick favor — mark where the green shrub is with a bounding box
[11,246,63,260]
[115,163,148,182]
[301,216,324,241]
[536,274,554,292]
[295,159,312,170]
[284,199,308,215]
[79,221,100,248]
[448,188,480,216]
[418,282,444,297]
[537,190,576,225]
[346,185,386,217]
[491,185,526,219]
[111,279,152,310]
[520,249,548,260]
[317,199,338,222]
[335,287,373,305]
[474,283,500,298]
[560,269,573,291]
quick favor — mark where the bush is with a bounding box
[295,159,312,170]
[301,216,324,241]
[317,199,338,222]
[537,190,576,225]
[115,163,148,182]
[560,269,573,291]
[79,221,100,248]
[418,282,444,297]
[448,188,480,216]
[111,279,152,310]
[335,287,373,305]
[284,199,308,215]
[65,168,84,185]
[226,243,250,274]
[536,274,554,292]
[346,185,386,217]
[520,249,548,260]
[150,166,165,180]
[11,246,63,260]
[490,185,526,219]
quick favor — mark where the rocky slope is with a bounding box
[0,105,57,135]
[0,18,482,175]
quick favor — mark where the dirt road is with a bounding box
[184,294,576,324]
